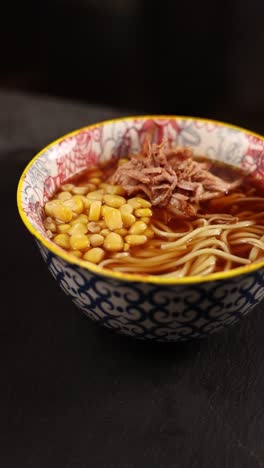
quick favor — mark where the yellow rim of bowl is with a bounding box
[17,115,264,285]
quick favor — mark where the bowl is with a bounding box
[17,116,264,342]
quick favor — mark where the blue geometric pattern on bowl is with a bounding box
[38,242,264,343]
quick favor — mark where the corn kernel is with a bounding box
[61,183,74,191]
[144,228,154,239]
[83,247,105,264]
[125,234,148,246]
[87,169,103,178]
[89,200,102,221]
[121,213,136,228]
[57,191,72,201]
[90,234,104,247]
[83,183,97,192]
[124,243,130,252]
[72,186,89,195]
[70,234,90,250]
[57,223,71,233]
[87,222,101,233]
[44,217,57,232]
[69,222,88,236]
[69,250,82,258]
[53,233,70,249]
[140,217,151,224]
[83,198,92,209]
[88,177,102,185]
[103,194,126,208]
[104,232,124,251]
[135,197,151,208]
[46,230,53,238]
[71,214,88,224]
[86,190,104,201]
[98,220,106,229]
[134,208,152,217]
[120,203,133,215]
[44,200,61,217]
[129,220,148,235]
[104,206,123,230]
[128,197,151,209]
[64,196,84,214]
[100,183,125,195]
[53,204,73,222]
[100,229,110,237]
[114,228,128,236]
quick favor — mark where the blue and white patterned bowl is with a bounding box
[17,116,264,342]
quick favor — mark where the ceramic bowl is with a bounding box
[17,116,264,342]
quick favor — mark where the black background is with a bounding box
[1,90,264,468]
[1,0,264,122]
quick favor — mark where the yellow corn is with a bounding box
[61,183,74,191]
[71,214,88,225]
[121,213,136,228]
[125,234,148,246]
[128,197,151,209]
[100,183,125,195]
[140,217,151,224]
[90,234,104,247]
[83,247,105,264]
[53,233,70,249]
[101,229,110,237]
[69,250,82,258]
[46,230,53,238]
[53,204,73,223]
[144,228,154,239]
[114,228,128,236]
[135,197,151,208]
[104,206,123,230]
[70,234,90,250]
[84,183,97,192]
[129,220,148,235]
[86,190,104,201]
[103,194,126,208]
[63,196,84,214]
[57,191,72,201]
[88,177,102,185]
[44,200,61,217]
[134,208,152,217]
[98,220,106,229]
[87,169,103,178]
[44,217,57,232]
[104,232,124,251]
[87,222,101,233]
[83,198,92,209]
[120,203,133,215]
[69,222,88,236]
[127,198,141,209]
[89,200,102,221]
[123,243,130,252]
[72,186,89,195]
[57,223,71,233]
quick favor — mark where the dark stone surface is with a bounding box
[1,89,264,468]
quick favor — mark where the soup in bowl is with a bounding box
[17,116,264,342]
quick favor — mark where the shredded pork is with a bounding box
[109,141,241,217]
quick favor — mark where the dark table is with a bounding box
[1,89,264,468]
